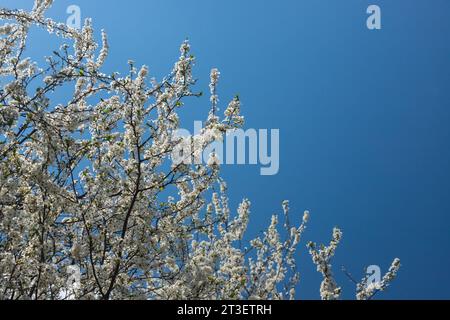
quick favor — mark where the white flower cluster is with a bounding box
[0,1,400,300]
[307,228,343,300]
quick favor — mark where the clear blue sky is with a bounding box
[2,0,450,299]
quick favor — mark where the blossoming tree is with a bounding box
[0,0,400,300]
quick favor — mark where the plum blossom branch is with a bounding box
[0,0,400,300]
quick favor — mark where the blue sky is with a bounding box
[2,0,450,299]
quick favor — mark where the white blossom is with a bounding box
[0,1,400,300]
